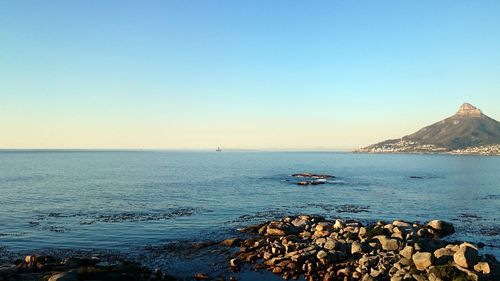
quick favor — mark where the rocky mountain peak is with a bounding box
[455,103,483,117]
[357,103,500,153]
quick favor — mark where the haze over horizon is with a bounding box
[2,1,500,150]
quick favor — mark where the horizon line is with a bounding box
[0,147,355,152]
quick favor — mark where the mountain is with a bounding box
[357,103,500,155]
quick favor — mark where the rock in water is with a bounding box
[427,220,455,237]
[220,238,241,247]
[194,273,210,280]
[48,272,78,281]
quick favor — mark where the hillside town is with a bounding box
[357,140,500,156]
[449,144,500,156]
[357,140,448,154]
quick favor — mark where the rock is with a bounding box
[412,252,434,271]
[291,173,334,179]
[297,181,309,186]
[267,222,287,236]
[220,238,242,247]
[434,247,454,259]
[194,273,211,280]
[473,261,490,274]
[400,246,414,260]
[427,220,455,237]
[311,180,326,185]
[393,221,411,228]
[24,255,36,264]
[433,247,454,264]
[323,239,337,250]
[428,272,443,281]
[258,225,267,235]
[272,266,283,274]
[390,276,402,281]
[229,258,240,268]
[291,218,309,229]
[361,274,375,281]
[358,227,367,238]
[412,273,427,281]
[333,219,345,230]
[454,264,480,281]
[315,222,332,232]
[373,235,400,251]
[316,250,327,260]
[453,243,479,268]
[230,215,499,281]
[48,272,78,281]
[351,241,363,254]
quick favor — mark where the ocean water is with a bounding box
[0,151,499,261]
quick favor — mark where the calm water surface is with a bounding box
[1,151,499,259]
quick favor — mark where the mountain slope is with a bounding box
[358,103,500,153]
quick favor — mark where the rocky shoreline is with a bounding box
[0,254,177,281]
[1,215,498,281]
[227,215,499,281]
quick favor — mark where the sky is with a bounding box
[1,1,499,150]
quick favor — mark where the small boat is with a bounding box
[216,147,222,152]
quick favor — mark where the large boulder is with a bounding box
[351,241,363,254]
[427,220,455,237]
[453,243,479,268]
[373,235,400,251]
[400,245,414,260]
[433,247,454,264]
[412,252,434,271]
[267,222,296,236]
[474,262,490,274]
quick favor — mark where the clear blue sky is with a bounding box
[1,1,499,149]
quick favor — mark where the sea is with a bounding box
[0,150,499,277]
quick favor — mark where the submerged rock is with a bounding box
[291,173,335,179]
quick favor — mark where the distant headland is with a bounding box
[356,103,500,155]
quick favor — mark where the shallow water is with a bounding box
[1,151,499,262]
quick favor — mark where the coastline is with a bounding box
[353,151,500,156]
[1,216,498,281]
